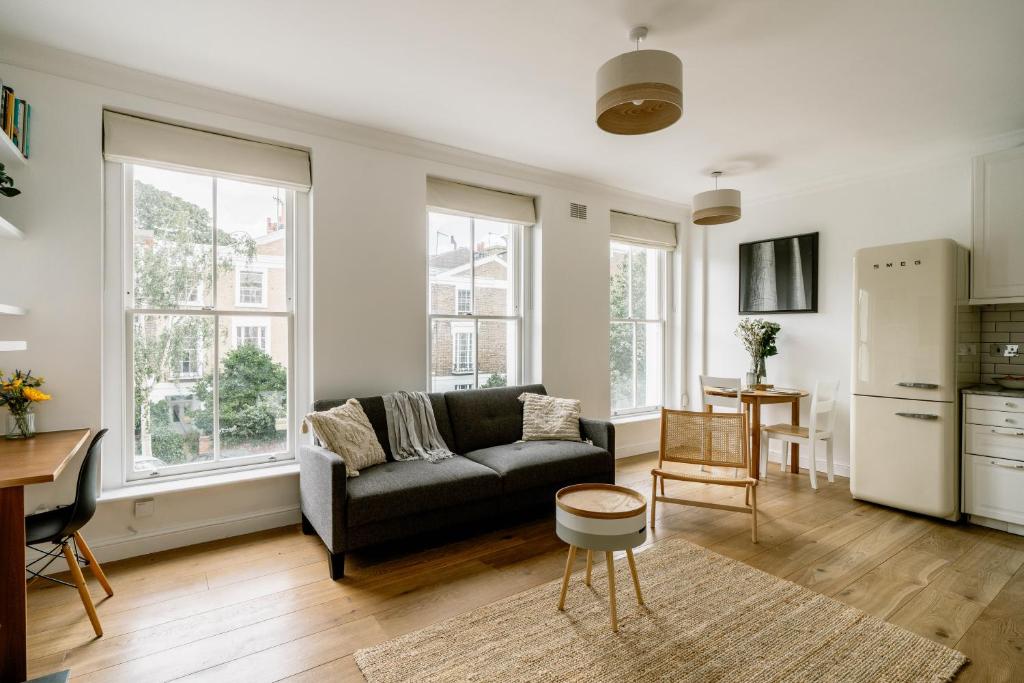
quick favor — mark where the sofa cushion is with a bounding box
[314,392,455,461]
[462,440,613,493]
[445,384,546,454]
[346,455,501,526]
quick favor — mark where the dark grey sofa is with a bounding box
[298,384,615,578]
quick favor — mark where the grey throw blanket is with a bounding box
[382,391,454,463]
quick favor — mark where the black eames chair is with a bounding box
[25,428,113,637]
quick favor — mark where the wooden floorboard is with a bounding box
[24,453,1024,682]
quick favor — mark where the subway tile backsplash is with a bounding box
[978,303,1024,383]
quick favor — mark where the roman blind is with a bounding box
[426,177,536,225]
[610,210,677,249]
[103,111,311,190]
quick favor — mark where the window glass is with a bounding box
[610,242,664,414]
[428,211,522,391]
[128,164,292,476]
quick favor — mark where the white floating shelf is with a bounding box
[0,129,26,165]
[0,304,27,315]
[0,214,22,239]
[0,341,27,352]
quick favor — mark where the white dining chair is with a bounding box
[698,376,745,477]
[699,375,743,413]
[759,379,839,489]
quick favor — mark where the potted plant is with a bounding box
[0,369,51,439]
[734,318,781,388]
[0,162,21,198]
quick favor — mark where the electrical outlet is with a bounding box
[133,498,155,518]
[993,344,1021,357]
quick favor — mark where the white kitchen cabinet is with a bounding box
[972,146,1024,301]
[963,392,1024,535]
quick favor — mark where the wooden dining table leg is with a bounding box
[750,400,762,479]
[790,398,801,474]
[0,486,27,683]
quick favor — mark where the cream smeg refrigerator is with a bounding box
[851,238,970,521]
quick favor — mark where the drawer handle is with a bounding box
[989,460,1024,470]
[896,382,939,389]
[990,428,1024,436]
[895,412,939,420]
[1006,402,1019,409]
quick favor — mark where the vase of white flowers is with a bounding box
[734,318,781,387]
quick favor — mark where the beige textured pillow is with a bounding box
[306,399,387,477]
[519,393,582,442]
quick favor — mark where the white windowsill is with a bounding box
[611,411,661,425]
[99,461,299,502]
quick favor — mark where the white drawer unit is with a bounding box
[964,454,1024,526]
[962,391,1024,536]
[964,424,1024,462]
[964,394,1024,413]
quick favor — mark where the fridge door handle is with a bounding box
[894,412,939,420]
[895,382,939,389]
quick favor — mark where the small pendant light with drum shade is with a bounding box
[596,26,683,135]
[692,171,742,225]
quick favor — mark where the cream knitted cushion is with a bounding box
[305,399,387,477]
[519,392,582,442]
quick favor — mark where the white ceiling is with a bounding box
[4,0,1024,202]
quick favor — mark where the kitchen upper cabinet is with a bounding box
[972,146,1024,301]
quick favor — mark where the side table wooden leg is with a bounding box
[751,400,762,479]
[790,398,801,474]
[606,551,618,632]
[626,548,643,605]
[558,545,577,611]
[585,549,593,586]
[0,486,27,683]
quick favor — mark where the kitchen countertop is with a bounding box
[962,383,1024,398]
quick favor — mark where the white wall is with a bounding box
[698,159,972,474]
[0,49,687,565]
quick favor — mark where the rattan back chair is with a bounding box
[651,409,759,542]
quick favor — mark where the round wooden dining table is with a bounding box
[702,387,810,479]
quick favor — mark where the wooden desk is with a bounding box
[0,429,90,683]
[703,388,809,478]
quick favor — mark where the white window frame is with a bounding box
[102,160,310,488]
[427,210,526,391]
[610,241,668,417]
[452,325,475,374]
[176,344,202,379]
[234,320,271,355]
[455,285,472,315]
[235,267,268,307]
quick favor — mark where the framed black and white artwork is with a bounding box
[738,232,818,314]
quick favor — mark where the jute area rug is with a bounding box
[355,537,966,682]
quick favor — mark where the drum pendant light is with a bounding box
[596,26,682,135]
[692,171,742,225]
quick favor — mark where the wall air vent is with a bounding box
[569,202,588,220]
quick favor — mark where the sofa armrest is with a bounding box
[579,418,615,457]
[299,444,347,554]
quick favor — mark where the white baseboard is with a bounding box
[30,504,300,576]
[765,449,851,478]
[616,441,659,458]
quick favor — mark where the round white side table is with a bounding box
[555,483,646,632]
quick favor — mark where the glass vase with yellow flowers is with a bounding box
[0,370,51,439]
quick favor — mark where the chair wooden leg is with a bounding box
[62,541,102,637]
[74,532,113,597]
[558,545,577,611]
[749,485,758,543]
[660,477,665,495]
[605,551,618,632]
[825,438,835,483]
[807,440,819,490]
[759,431,769,479]
[585,549,593,587]
[650,476,658,531]
[626,548,643,606]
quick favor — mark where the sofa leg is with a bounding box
[300,513,315,535]
[328,550,345,580]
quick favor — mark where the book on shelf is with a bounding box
[10,99,22,149]
[0,79,31,157]
[1,86,13,138]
